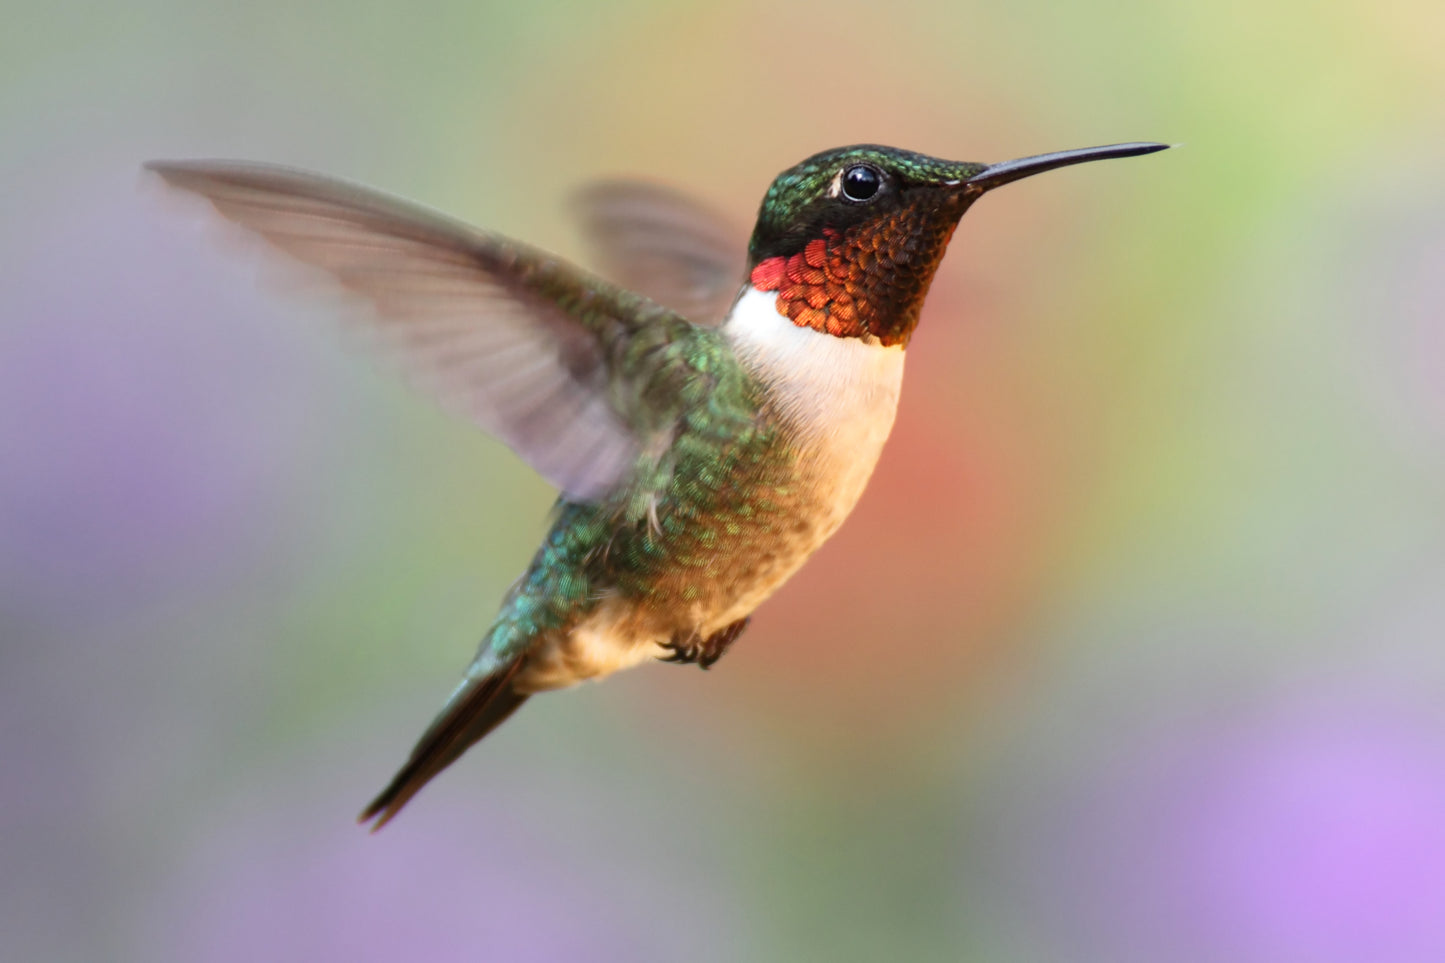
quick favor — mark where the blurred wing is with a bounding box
[572,179,747,326]
[147,160,691,501]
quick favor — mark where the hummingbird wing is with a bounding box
[147,160,701,502]
[571,179,747,326]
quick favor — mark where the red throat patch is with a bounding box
[748,209,961,347]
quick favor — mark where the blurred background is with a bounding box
[3,0,1444,959]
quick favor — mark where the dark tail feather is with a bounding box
[359,658,529,831]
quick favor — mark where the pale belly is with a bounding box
[516,287,906,693]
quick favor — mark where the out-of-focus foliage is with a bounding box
[2,0,1443,959]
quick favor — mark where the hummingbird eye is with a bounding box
[840,164,882,202]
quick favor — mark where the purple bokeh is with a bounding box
[141,757,747,963]
[996,678,1445,963]
[0,179,329,623]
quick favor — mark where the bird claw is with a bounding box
[658,617,750,670]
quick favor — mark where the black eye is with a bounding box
[841,164,882,202]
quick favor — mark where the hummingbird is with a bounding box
[147,140,1167,828]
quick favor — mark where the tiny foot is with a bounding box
[658,617,751,670]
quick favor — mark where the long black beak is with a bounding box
[965,142,1169,193]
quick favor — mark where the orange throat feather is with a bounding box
[748,210,961,347]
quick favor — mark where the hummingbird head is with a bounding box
[746,142,1167,346]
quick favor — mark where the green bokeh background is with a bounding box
[4,1,1445,960]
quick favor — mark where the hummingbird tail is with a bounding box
[359,657,529,831]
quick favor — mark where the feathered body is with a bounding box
[146,140,1166,827]
[508,288,904,694]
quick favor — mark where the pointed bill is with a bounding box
[964,142,1170,193]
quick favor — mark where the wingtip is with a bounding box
[139,160,221,207]
[141,159,220,192]
[141,158,303,191]
[142,159,194,179]
[141,160,176,188]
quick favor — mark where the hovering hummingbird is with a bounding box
[147,140,1166,828]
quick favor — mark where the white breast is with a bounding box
[723,286,905,529]
[725,285,904,442]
